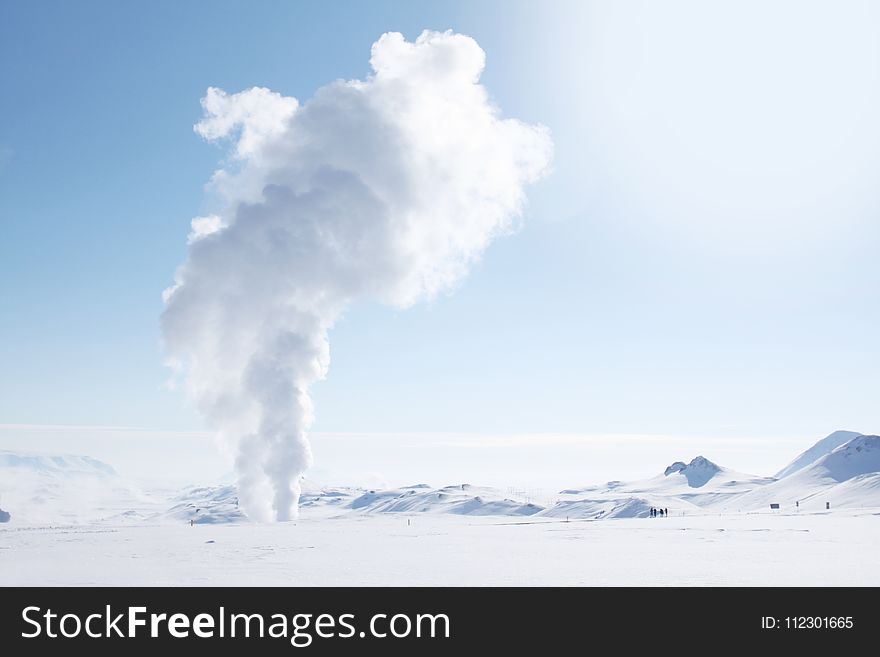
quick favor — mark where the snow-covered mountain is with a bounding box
[815,434,880,481]
[340,431,880,519]
[0,449,151,525]
[658,454,774,492]
[0,450,117,478]
[542,456,773,518]
[2,430,879,525]
[774,430,863,478]
[735,435,880,511]
[540,435,880,517]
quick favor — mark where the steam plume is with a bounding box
[162,30,552,521]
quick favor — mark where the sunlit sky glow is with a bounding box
[1,1,877,486]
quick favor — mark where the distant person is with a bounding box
[664,508,668,517]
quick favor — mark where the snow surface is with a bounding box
[2,430,879,585]
[2,512,879,586]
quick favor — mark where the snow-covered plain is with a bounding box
[1,431,879,585]
[3,512,879,586]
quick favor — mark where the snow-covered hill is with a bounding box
[299,486,364,510]
[552,455,775,514]
[158,485,246,524]
[812,434,880,482]
[735,435,880,511]
[774,430,863,478]
[0,449,151,525]
[0,450,117,478]
[350,484,544,516]
[2,429,879,525]
[540,496,690,520]
[537,456,770,518]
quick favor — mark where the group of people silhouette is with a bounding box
[649,507,668,518]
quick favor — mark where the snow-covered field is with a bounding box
[1,430,879,585]
[3,512,879,586]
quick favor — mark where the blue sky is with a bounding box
[1,0,878,462]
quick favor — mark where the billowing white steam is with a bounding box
[162,30,552,521]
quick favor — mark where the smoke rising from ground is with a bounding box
[161,30,552,521]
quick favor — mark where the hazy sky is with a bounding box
[1,1,877,484]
